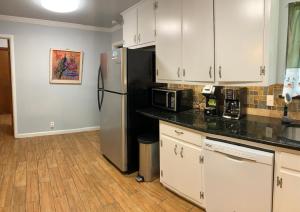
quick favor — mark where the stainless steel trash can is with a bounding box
[136,134,159,182]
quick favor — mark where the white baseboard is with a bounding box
[15,126,100,139]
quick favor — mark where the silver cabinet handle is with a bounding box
[260,66,266,76]
[174,144,178,155]
[199,155,204,163]
[218,66,222,78]
[138,34,141,43]
[134,35,137,44]
[180,147,184,158]
[177,67,180,78]
[183,69,186,77]
[209,66,212,79]
[174,130,184,135]
[277,176,283,188]
[200,192,204,199]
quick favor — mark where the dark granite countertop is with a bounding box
[137,107,300,151]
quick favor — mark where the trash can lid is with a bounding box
[138,133,158,144]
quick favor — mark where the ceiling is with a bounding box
[0,0,140,28]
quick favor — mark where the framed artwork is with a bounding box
[50,49,83,84]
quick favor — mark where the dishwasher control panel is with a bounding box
[204,139,274,165]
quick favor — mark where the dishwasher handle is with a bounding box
[214,150,257,163]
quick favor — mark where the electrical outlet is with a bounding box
[267,95,274,107]
[50,121,55,129]
[265,127,273,138]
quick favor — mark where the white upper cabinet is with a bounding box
[138,0,156,45]
[122,0,156,48]
[122,9,138,48]
[182,0,214,83]
[214,0,265,82]
[156,0,182,81]
[124,0,278,85]
[156,0,214,83]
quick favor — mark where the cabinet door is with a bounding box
[160,135,203,205]
[123,9,138,48]
[177,140,204,205]
[160,135,182,190]
[182,0,214,82]
[274,152,300,212]
[215,0,264,82]
[156,0,182,82]
[138,0,156,45]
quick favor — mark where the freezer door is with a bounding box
[100,48,127,93]
[100,91,127,172]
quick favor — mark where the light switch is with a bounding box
[266,95,274,107]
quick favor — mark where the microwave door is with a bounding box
[153,90,168,108]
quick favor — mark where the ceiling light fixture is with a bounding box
[41,0,80,13]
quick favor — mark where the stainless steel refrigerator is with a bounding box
[97,48,155,172]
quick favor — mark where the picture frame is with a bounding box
[49,48,83,84]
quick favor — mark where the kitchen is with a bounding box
[0,0,299,211]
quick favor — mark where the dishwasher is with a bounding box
[203,139,274,212]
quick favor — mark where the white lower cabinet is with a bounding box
[274,152,300,212]
[160,123,205,207]
[159,123,300,211]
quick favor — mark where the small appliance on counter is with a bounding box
[202,85,223,116]
[223,87,246,120]
[152,87,193,112]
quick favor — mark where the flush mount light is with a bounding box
[41,0,80,13]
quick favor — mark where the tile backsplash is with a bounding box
[169,84,300,120]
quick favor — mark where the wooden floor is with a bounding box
[0,115,204,212]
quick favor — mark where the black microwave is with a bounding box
[152,88,193,112]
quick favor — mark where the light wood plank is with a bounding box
[12,187,26,206]
[0,115,204,212]
[48,168,65,198]
[37,160,50,183]
[26,201,40,212]
[14,162,26,187]
[53,195,70,212]
[0,175,14,207]
[39,182,55,212]
[26,170,39,203]
[63,179,86,212]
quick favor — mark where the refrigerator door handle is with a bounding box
[97,90,104,111]
[97,91,101,111]
[97,65,101,89]
[98,65,104,90]
[97,65,105,111]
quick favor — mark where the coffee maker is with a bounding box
[202,85,223,116]
[223,88,246,120]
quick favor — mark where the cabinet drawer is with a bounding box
[279,152,300,172]
[160,121,203,147]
